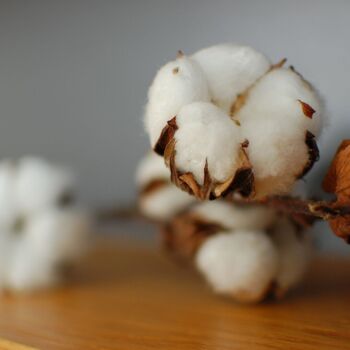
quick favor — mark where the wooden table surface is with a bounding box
[0,237,350,349]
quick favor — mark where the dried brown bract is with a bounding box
[161,212,225,259]
[323,140,350,241]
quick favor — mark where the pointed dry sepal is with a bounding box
[163,133,254,200]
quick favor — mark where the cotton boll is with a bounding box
[135,152,170,188]
[145,55,210,147]
[139,185,194,221]
[175,102,241,184]
[0,156,90,292]
[15,157,74,215]
[192,44,271,113]
[196,230,278,302]
[5,208,90,292]
[271,217,311,295]
[192,201,275,231]
[236,68,323,196]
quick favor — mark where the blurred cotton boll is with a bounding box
[136,152,195,221]
[0,156,91,292]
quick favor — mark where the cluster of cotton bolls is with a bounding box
[0,157,90,292]
[144,43,323,199]
[136,152,311,303]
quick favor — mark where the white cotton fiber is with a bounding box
[139,185,194,221]
[15,157,74,215]
[145,55,210,147]
[192,44,271,113]
[175,102,241,184]
[2,208,90,292]
[236,68,322,196]
[0,156,90,292]
[192,200,275,231]
[136,152,195,220]
[135,152,170,188]
[196,230,278,302]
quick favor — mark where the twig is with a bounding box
[235,196,350,220]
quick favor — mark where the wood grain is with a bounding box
[0,237,350,349]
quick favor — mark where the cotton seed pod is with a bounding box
[0,156,91,292]
[162,200,311,303]
[144,43,323,200]
[136,152,195,221]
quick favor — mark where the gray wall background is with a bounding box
[0,0,349,252]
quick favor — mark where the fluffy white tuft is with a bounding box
[236,68,323,196]
[16,157,74,216]
[196,230,278,302]
[175,102,241,184]
[192,43,271,113]
[145,55,210,147]
[135,152,170,188]
[0,157,90,292]
[192,200,275,231]
[136,152,195,220]
[139,186,194,221]
[271,217,311,294]
[3,209,90,292]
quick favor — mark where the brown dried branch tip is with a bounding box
[323,140,350,241]
[154,118,254,200]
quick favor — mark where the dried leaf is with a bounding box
[322,140,350,240]
[323,140,350,196]
[298,100,315,119]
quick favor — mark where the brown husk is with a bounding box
[154,117,178,156]
[161,212,226,259]
[297,130,319,179]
